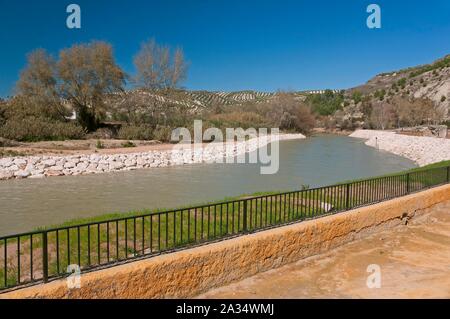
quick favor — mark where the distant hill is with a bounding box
[106,89,277,113]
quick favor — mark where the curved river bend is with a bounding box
[0,135,416,236]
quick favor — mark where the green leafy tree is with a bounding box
[307,90,344,116]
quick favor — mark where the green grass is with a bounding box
[340,160,450,184]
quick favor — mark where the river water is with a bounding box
[0,135,417,236]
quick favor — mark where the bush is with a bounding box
[152,125,173,142]
[0,117,85,142]
[352,91,363,104]
[306,90,344,116]
[397,78,407,88]
[117,125,153,140]
[207,111,268,130]
[121,141,136,148]
[86,127,116,139]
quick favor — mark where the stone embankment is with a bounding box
[350,129,450,166]
[0,134,305,180]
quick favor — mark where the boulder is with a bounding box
[14,170,30,178]
[42,159,57,167]
[0,171,14,180]
[0,158,14,168]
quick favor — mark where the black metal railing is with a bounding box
[1,165,449,291]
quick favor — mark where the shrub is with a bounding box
[0,117,85,142]
[86,127,116,139]
[207,111,268,130]
[121,141,136,148]
[152,125,173,142]
[117,125,153,140]
[374,89,386,101]
[96,140,104,149]
[352,91,363,104]
[441,96,447,102]
[397,78,407,88]
[307,90,344,116]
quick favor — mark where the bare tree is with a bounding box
[264,92,316,134]
[370,102,396,130]
[58,41,126,131]
[392,97,439,127]
[133,39,187,90]
[171,48,187,88]
[16,49,66,120]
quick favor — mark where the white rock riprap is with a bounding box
[350,129,450,166]
[0,133,305,180]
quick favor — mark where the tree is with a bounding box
[306,90,344,116]
[133,39,187,90]
[392,97,439,127]
[266,93,316,134]
[16,49,67,120]
[370,102,396,130]
[58,41,126,131]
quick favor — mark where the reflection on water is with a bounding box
[0,135,416,236]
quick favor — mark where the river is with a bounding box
[0,135,417,236]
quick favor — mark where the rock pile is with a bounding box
[0,134,305,180]
[350,129,450,166]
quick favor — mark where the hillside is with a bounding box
[107,89,276,111]
[349,55,450,114]
[319,54,450,131]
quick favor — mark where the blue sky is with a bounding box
[0,0,450,97]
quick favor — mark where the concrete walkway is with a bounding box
[198,200,450,299]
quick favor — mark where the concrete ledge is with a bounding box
[2,184,450,299]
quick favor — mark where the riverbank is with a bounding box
[350,129,450,166]
[0,133,305,180]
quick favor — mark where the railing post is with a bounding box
[42,231,48,283]
[447,166,450,183]
[345,183,350,210]
[406,173,411,194]
[243,200,248,232]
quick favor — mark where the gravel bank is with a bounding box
[350,129,450,166]
[0,133,305,180]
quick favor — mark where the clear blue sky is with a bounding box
[1,0,450,97]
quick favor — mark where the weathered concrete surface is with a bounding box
[2,184,450,299]
[199,200,450,299]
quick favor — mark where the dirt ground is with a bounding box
[0,139,186,157]
[198,200,450,299]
